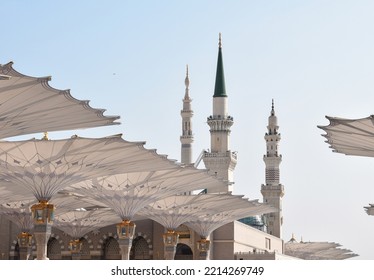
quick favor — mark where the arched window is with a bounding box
[102,237,120,260]
[174,243,193,260]
[47,237,61,260]
[130,236,150,260]
[80,238,91,260]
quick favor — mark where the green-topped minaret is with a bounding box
[213,34,227,97]
[203,33,237,193]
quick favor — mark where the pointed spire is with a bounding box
[185,64,189,89]
[213,33,227,97]
[184,65,190,100]
[268,99,278,133]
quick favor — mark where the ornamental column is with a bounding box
[197,237,211,260]
[17,232,33,260]
[163,230,179,260]
[31,200,55,260]
[116,220,136,260]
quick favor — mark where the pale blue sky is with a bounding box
[2,0,374,259]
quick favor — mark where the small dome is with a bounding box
[239,215,266,231]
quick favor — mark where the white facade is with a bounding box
[212,221,284,260]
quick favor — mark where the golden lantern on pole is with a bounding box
[163,229,179,246]
[68,239,83,254]
[17,232,33,247]
[197,237,210,252]
[31,201,55,225]
[116,220,136,239]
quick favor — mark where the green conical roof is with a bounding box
[213,35,227,98]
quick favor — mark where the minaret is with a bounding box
[180,65,194,165]
[261,100,285,238]
[202,34,237,193]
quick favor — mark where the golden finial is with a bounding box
[219,33,222,48]
[41,132,49,140]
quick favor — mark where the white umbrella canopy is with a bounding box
[318,115,374,156]
[53,208,119,239]
[0,179,35,204]
[0,134,180,202]
[138,194,249,230]
[0,62,119,139]
[66,166,227,221]
[185,200,277,238]
[312,248,357,260]
[50,192,109,214]
[0,192,106,232]
[319,116,374,216]
[0,199,35,232]
[285,241,358,260]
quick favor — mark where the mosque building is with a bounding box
[0,35,357,260]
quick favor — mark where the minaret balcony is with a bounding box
[180,135,194,144]
[203,150,237,161]
[181,111,193,119]
[207,115,233,121]
[261,184,285,196]
[207,119,234,132]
